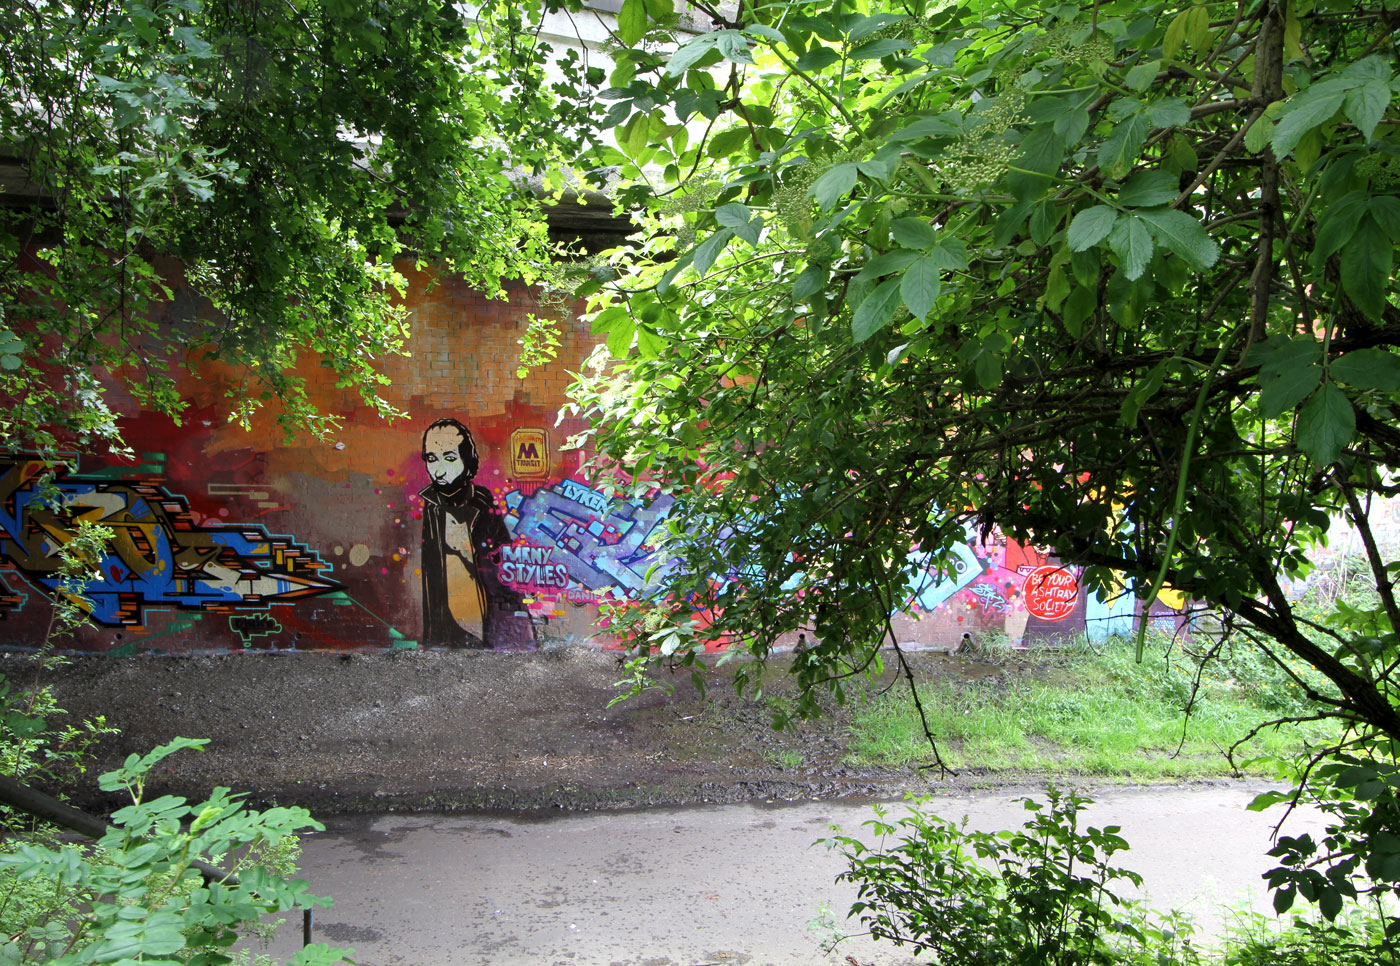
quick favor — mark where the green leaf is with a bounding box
[1318,887,1344,921]
[636,325,666,359]
[857,158,897,183]
[692,228,735,276]
[707,126,750,159]
[851,38,910,60]
[1117,170,1178,207]
[1184,5,1211,51]
[1107,214,1154,280]
[930,239,969,272]
[1061,285,1096,337]
[890,114,963,141]
[901,254,941,320]
[1146,98,1191,129]
[1044,264,1070,312]
[147,115,180,138]
[1297,382,1355,465]
[744,24,784,43]
[1029,201,1059,246]
[1124,60,1161,92]
[795,45,839,72]
[809,163,859,210]
[1244,115,1274,155]
[848,13,904,43]
[1330,349,1400,391]
[1138,207,1218,270]
[891,218,938,250]
[1272,84,1347,158]
[1008,125,1064,200]
[617,0,647,46]
[859,249,920,279]
[1121,362,1170,427]
[1098,112,1151,178]
[1369,195,1400,242]
[1067,206,1118,252]
[1340,216,1393,320]
[1311,190,1369,268]
[793,263,830,302]
[974,349,1002,389]
[1260,363,1321,417]
[852,277,903,343]
[618,111,650,157]
[715,31,755,63]
[715,203,760,245]
[1162,10,1188,60]
[1345,79,1391,142]
[666,34,720,76]
[588,306,627,335]
[606,314,637,358]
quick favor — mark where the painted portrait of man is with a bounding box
[418,418,532,648]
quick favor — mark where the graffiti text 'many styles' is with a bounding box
[499,544,569,590]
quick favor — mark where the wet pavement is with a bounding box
[254,782,1326,966]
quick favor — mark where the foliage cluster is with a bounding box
[827,787,1204,965]
[829,786,1400,965]
[571,0,1400,699]
[564,0,1400,930]
[0,0,600,450]
[1,737,347,966]
[1222,907,1397,966]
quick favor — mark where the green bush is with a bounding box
[825,787,1203,965]
[1221,905,1397,966]
[0,738,349,966]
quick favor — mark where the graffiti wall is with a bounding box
[1,251,1389,655]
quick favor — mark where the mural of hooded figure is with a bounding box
[418,418,533,648]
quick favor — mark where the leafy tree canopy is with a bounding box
[568,0,1400,768]
[0,0,601,450]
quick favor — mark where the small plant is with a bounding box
[1221,901,1398,966]
[0,738,350,966]
[825,787,1202,965]
[766,749,805,770]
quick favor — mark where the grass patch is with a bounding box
[847,635,1333,777]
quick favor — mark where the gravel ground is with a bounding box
[21,645,1039,817]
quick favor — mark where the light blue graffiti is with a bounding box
[966,581,1008,613]
[503,479,678,597]
[1084,579,1137,640]
[906,541,983,612]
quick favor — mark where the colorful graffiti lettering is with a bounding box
[499,543,570,591]
[1023,565,1079,622]
[0,458,338,625]
[965,581,1009,614]
[502,478,677,599]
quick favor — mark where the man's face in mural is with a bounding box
[423,425,468,488]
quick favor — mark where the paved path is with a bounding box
[257,783,1326,966]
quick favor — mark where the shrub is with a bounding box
[825,787,1203,965]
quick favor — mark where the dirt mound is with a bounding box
[25,646,1026,816]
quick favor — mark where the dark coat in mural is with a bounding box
[419,419,534,648]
